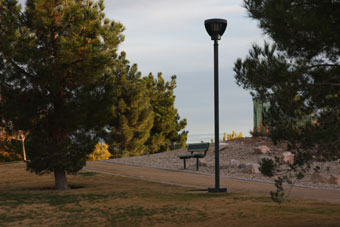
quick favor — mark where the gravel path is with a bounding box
[106,138,340,190]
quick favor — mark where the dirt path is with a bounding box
[85,161,340,203]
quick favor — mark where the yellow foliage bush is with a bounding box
[88,142,111,161]
[0,130,23,162]
[223,131,243,141]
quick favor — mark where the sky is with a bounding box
[19,0,265,142]
[103,0,265,142]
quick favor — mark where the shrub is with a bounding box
[0,132,23,162]
[224,131,244,141]
[88,142,111,161]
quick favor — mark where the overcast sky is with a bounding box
[19,0,265,142]
[104,0,265,141]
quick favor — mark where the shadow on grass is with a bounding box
[0,191,129,207]
[13,185,85,192]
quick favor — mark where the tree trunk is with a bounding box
[54,168,71,190]
[20,135,26,161]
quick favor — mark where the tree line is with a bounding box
[0,0,187,190]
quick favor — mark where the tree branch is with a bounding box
[312,83,340,87]
[3,55,33,78]
[310,64,340,68]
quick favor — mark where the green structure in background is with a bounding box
[253,98,314,136]
[253,99,270,135]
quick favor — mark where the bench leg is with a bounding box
[196,158,199,171]
[183,159,186,169]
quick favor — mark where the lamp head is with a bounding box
[204,18,228,40]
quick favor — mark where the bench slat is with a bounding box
[187,143,210,152]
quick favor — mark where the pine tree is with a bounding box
[234,0,340,201]
[144,73,188,153]
[103,52,154,157]
[0,0,124,189]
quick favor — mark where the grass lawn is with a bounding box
[1,162,340,226]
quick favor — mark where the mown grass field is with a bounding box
[1,162,340,226]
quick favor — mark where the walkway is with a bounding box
[85,161,340,203]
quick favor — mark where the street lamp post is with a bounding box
[205,18,228,193]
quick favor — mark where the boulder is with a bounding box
[229,159,240,168]
[253,145,271,154]
[242,163,260,174]
[329,175,340,185]
[310,172,328,184]
[280,152,295,164]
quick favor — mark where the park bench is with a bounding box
[178,143,210,171]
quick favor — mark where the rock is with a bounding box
[329,175,340,185]
[229,159,240,168]
[198,159,207,167]
[253,145,271,154]
[238,163,246,169]
[280,152,295,164]
[242,163,260,174]
[310,172,328,184]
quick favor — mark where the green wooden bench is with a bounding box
[178,143,210,171]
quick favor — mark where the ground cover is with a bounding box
[1,162,340,226]
[108,137,340,190]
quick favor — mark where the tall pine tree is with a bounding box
[0,0,124,189]
[234,0,340,201]
[103,52,154,157]
[144,73,188,153]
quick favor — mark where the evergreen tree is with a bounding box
[0,0,124,189]
[103,52,154,157]
[234,0,340,201]
[144,73,188,153]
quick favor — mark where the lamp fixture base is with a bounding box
[208,187,227,193]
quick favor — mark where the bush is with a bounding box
[223,131,244,141]
[88,142,111,161]
[0,132,23,162]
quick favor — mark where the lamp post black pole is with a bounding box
[213,39,220,190]
[205,18,227,193]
